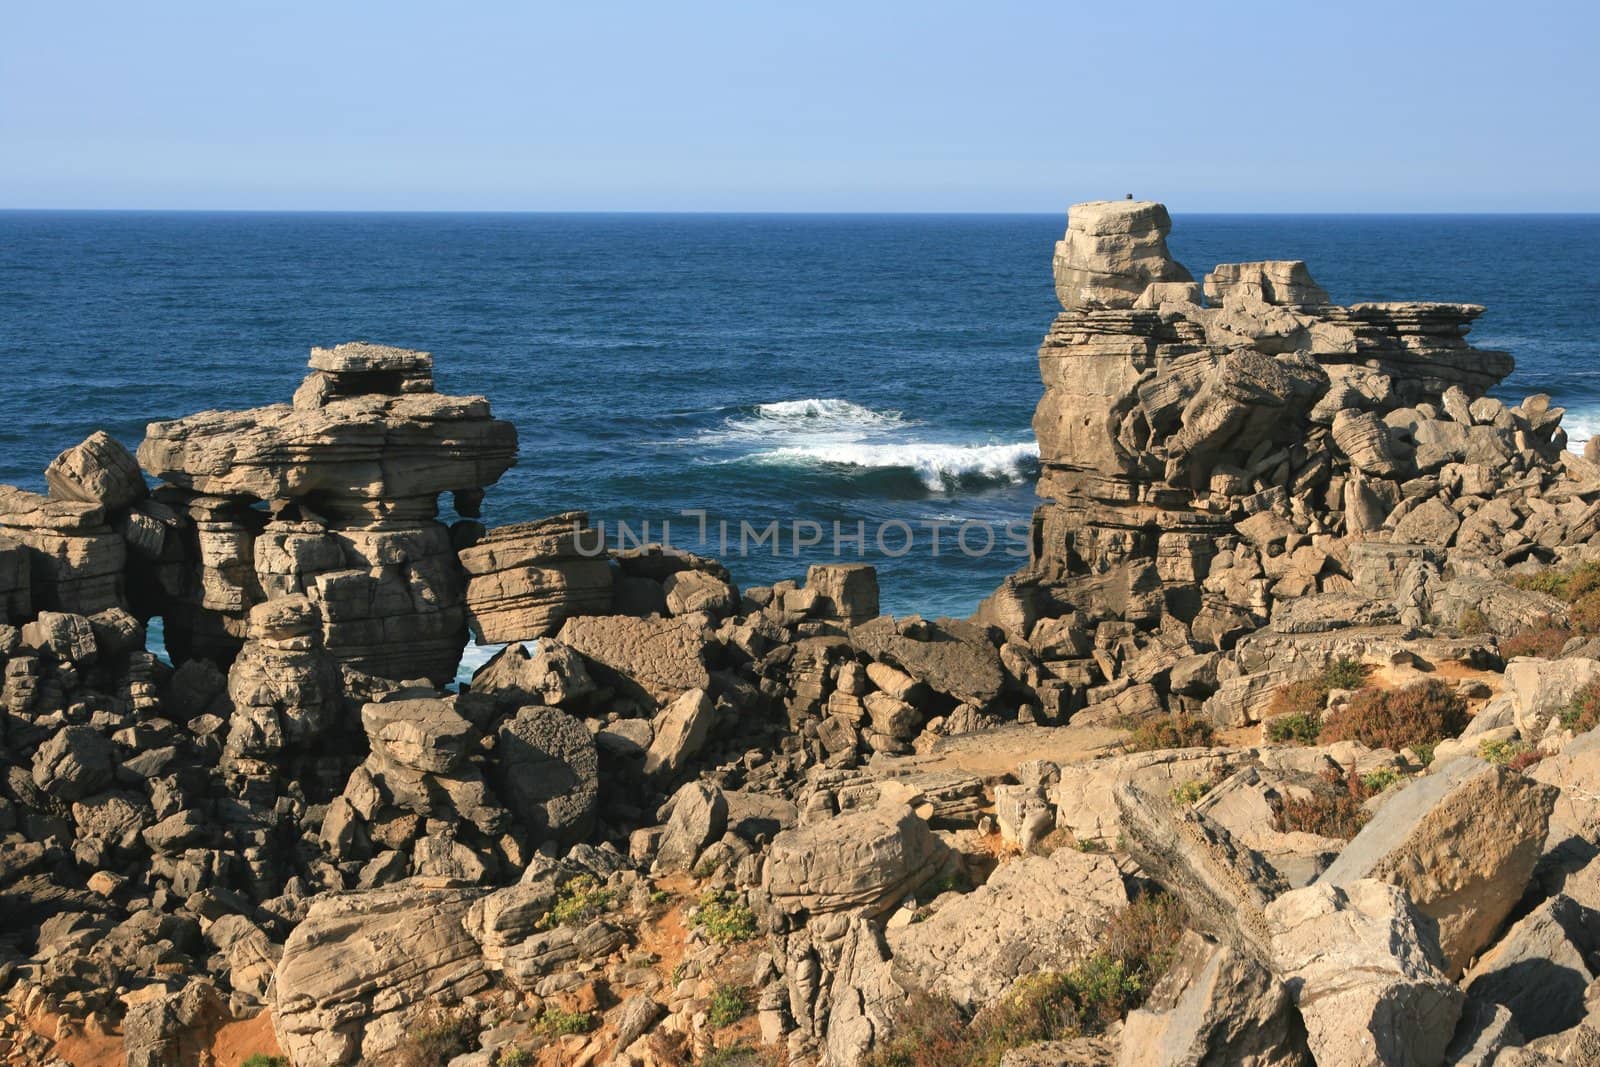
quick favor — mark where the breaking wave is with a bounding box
[751,440,1040,491]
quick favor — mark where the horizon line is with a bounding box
[3,206,1600,218]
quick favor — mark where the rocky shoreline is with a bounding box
[4,200,1600,1066]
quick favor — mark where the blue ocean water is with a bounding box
[1,213,1597,649]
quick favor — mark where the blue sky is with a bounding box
[2,1,1595,212]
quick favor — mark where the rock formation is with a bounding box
[8,208,1600,1067]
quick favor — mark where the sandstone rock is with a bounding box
[1317,758,1557,977]
[0,486,127,615]
[1204,261,1329,307]
[1054,749,1241,845]
[662,568,739,619]
[494,704,599,848]
[851,616,1005,708]
[804,564,881,625]
[458,513,613,642]
[32,726,115,802]
[1117,781,1287,959]
[1054,200,1193,310]
[763,804,944,919]
[1505,657,1600,738]
[271,886,490,1067]
[886,847,1128,1011]
[653,781,728,873]
[1463,893,1600,1041]
[1267,880,1462,1067]
[469,639,596,710]
[46,431,147,512]
[361,696,474,774]
[556,614,712,710]
[643,687,716,781]
[1118,929,1309,1067]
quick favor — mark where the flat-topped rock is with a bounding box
[139,393,517,505]
[307,342,434,374]
[1053,199,1193,311]
[459,512,613,642]
[1204,260,1330,306]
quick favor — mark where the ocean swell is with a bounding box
[751,440,1040,491]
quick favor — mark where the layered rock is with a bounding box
[136,343,517,682]
[458,511,612,642]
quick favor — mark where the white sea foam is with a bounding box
[752,441,1040,490]
[1565,404,1600,454]
[706,397,909,444]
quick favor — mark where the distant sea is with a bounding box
[2,212,1597,675]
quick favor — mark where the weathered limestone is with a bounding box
[45,431,147,510]
[137,344,518,684]
[1317,758,1558,977]
[556,613,713,710]
[0,487,127,616]
[458,512,613,642]
[270,886,490,1066]
[1053,200,1193,310]
[1118,929,1309,1067]
[762,804,945,919]
[886,847,1128,1011]
[1266,880,1463,1067]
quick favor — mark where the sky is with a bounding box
[2,0,1597,213]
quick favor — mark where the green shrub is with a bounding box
[1512,561,1600,602]
[696,889,757,943]
[1361,767,1402,793]
[1322,657,1372,691]
[1573,591,1600,633]
[1559,680,1600,733]
[1456,607,1491,635]
[1265,711,1322,745]
[536,1007,595,1037]
[708,984,749,1028]
[862,894,1187,1067]
[1125,714,1215,753]
[1168,779,1210,806]
[496,1049,533,1067]
[540,874,614,929]
[1320,680,1469,752]
[242,1057,288,1067]
[392,1006,476,1067]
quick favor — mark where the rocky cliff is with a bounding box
[3,207,1600,1067]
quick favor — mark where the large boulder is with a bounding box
[1053,200,1193,310]
[886,846,1127,1011]
[762,803,945,919]
[45,431,147,510]
[469,638,596,710]
[493,704,599,848]
[458,513,613,642]
[270,886,490,1067]
[1463,893,1600,1041]
[804,563,881,626]
[1266,880,1463,1067]
[850,616,1005,708]
[1118,929,1310,1067]
[643,687,716,781]
[1505,657,1600,739]
[556,613,713,710]
[1316,758,1557,977]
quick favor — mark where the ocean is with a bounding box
[2,212,1597,675]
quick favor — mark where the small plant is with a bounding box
[1274,764,1375,840]
[1320,680,1469,752]
[650,888,673,905]
[708,984,750,1028]
[392,1006,476,1067]
[540,874,614,929]
[1266,710,1322,745]
[1559,679,1600,733]
[1168,779,1210,806]
[1125,713,1215,753]
[1502,619,1577,659]
[536,1007,595,1037]
[496,1049,533,1067]
[916,871,970,900]
[699,1042,778,1067]
[1512,561,1600,603]
[696,889,757,943]
[242,1057,288,1067]
[1480,738,1530,764]
[1361,767,1401,793]
[1456,606,1491,635]
[861,892,1186,1067]
[1075,836,1107,852]
[1322,657,1372,691]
